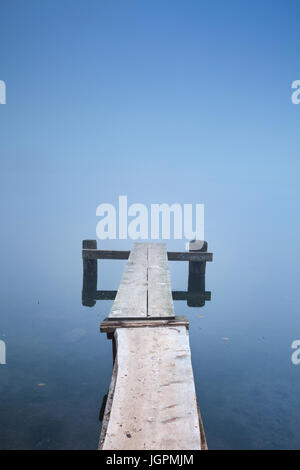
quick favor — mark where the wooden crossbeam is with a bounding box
[167,251,213,262]
[100,315,189,333]
[82,248,212,262]
[82,249,130,260]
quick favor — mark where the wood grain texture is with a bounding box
[82,249,130,260]
[167,251,213,262]
[147,243,174,318]
[101,326,202,450]
[108,243,175,319]
[82,248,212,262]
[100,316,188,333]
[109,243,148,318]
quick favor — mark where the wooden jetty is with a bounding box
[82,241,213,450]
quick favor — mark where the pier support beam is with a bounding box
[82,240,98,307]
[188,240,208,307]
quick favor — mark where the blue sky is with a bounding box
[0,0,299,257]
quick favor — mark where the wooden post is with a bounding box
[107,332,117,364]
[188,240,207,307]
[82,240,98,307]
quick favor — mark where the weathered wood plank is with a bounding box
[147,243,174,318]
[82,249,130,260]
[109,243,148,318]
[167,251,213,262]
[100,316,189,333]
[82,248,212,262]
[101,326,202,450]
[94,290,117,300]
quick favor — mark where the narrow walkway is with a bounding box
[99,243,205,450]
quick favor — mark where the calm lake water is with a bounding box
[0,228,299,449]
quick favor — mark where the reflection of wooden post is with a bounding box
[82,240,98,307]
[99,393,108,422]
[188,240,207,307]
[107,333,117,364]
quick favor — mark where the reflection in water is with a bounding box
[99,394,108,422]
[186,239,211,307]
[82,253,211,310]
[82,279,211,309]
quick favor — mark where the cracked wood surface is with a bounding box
[109,243,148,318]
[109,243,174,318]
[101,326,202,450]
[147,243,174,318]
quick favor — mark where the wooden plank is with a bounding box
[82,249,130,260]
[109,243,148,318]
[82,248,212,262]
[101,326,202,450]
[147,243,174,318]
[167,252,213,262]
[100,316,189,334]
